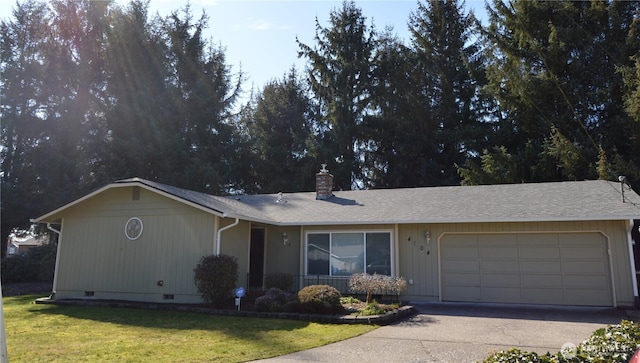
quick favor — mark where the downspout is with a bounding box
[46,223,62,298]
[216,217,239,256]
[627,219,639,307]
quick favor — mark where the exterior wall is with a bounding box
[264,226,301,276]
[54,187,216,303]
[397,220,635,307]
[218,219,251,289]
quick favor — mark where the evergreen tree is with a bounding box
[462,0,640,184]
[102,0,175,182]
[362,31,418,188]
[1,0,112,255]
[241,68,317,193]
[163,5,243,193]
[297,1,376,190]
[1,0,52,256]
[407,0,487,186]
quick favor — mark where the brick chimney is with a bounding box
[315,164,333,200]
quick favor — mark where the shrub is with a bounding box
[574,320,640,362]
[28,243,57,282]
[265,273,294,291]
[193,254,238,308]
[254,288,294,312]
[481,320,640,363]
[340,296,361,305]
[480,349,555,363]
[348,273,408,304]
[297,285,343,314]
[1,255,37,283]
[361,300,387,316]
[1,243,57,284]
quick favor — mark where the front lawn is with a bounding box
[3,294,376,362]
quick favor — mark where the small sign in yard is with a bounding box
[235,287,245,311]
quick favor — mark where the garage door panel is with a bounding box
[480,260,519,272]
[441,233,612,307]
[480,247,518,259]
[521,274,564,288]
[519,247,561,259]
[481,287,521,302]
[563,261,607,274]
[564,275,609,288]
[522,288,565,304]
[563,246,606,259]
[443,286,481,301]
[561,233,601,245]
[564,289,611,306]
[478,234,516,245]
[520,261,562,273]
[442,260,480,272]
[442,273,480,286]
[442,248,479,259]
[482,274,520,287]
[517,234,558,246]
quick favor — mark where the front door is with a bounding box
[249,228,265,288]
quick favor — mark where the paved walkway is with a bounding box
[251,303,632,363]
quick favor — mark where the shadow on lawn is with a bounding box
[28,302,312,337]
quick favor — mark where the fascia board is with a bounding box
[272,215,640,226]
[32,182,226,223]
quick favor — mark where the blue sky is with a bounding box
[0,0,488,98]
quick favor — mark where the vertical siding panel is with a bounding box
[609,220,633,305]
[52,187,218,302]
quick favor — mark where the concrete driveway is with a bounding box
[251,302,632,363]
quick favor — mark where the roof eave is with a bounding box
[274,215,639,226]
[32,181,227,224]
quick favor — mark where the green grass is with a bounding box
[3,295,377,362]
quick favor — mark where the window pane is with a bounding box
[331,233,364,276]
[307,234,330,275]
[366,233,391,275]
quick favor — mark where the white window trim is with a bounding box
[304,230,394,277]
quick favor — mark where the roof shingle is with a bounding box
[129,179,640,225]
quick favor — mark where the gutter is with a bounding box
[216,217,239,255]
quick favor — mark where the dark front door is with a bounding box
[249,228,265,288]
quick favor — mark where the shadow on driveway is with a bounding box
[410,301,630,325]
[253,303,636,363]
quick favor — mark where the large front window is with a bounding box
[306,231,392,276]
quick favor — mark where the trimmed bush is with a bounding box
[481,320,640,363]
[349,273,407,304]
[193,254,238,308]
[265,273,294,291]
[254,288,294,312]
[297,285,343,314]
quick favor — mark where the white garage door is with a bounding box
[440,233,613,306]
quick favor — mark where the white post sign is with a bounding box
[235,287,245,311]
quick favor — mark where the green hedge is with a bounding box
[480,320,640,363]
[1,243,57,284]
